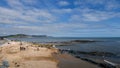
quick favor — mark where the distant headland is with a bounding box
[0,34,50,38]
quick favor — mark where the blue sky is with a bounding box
[0,0,120,37]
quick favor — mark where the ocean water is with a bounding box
[7,37,120,54]
[7,37,120,64]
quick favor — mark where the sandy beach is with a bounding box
[0,41,99,68]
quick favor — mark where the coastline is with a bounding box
[0,40,100,68]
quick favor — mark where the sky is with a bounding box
[0,0,120,37]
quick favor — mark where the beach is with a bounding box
[0,41,99,68]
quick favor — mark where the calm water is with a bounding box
[7,37,120,54]
[7,37,120,64]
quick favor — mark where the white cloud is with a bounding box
[4,22,118,36]
[58,1,70,6]
[6,0,39,10]
[0,0,120,36]
[82,12,111,22]
[105,0,120,10]
[74,0,120,11]
[0,6,56,24]
[13,23,88,32]
[69,8,120,22]
[52,8,72,14]
[21,0,38,5]
[3,0,119,25]
[0,0,57,25]
[6,0,24,10]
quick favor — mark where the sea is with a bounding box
[1,37,120,64]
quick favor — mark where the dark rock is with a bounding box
[0,37,4,40]
[70,40,97,43]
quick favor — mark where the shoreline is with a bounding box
[0,40,119,68]
[0,40,101,68]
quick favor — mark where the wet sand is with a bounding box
[54,53,99,68]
